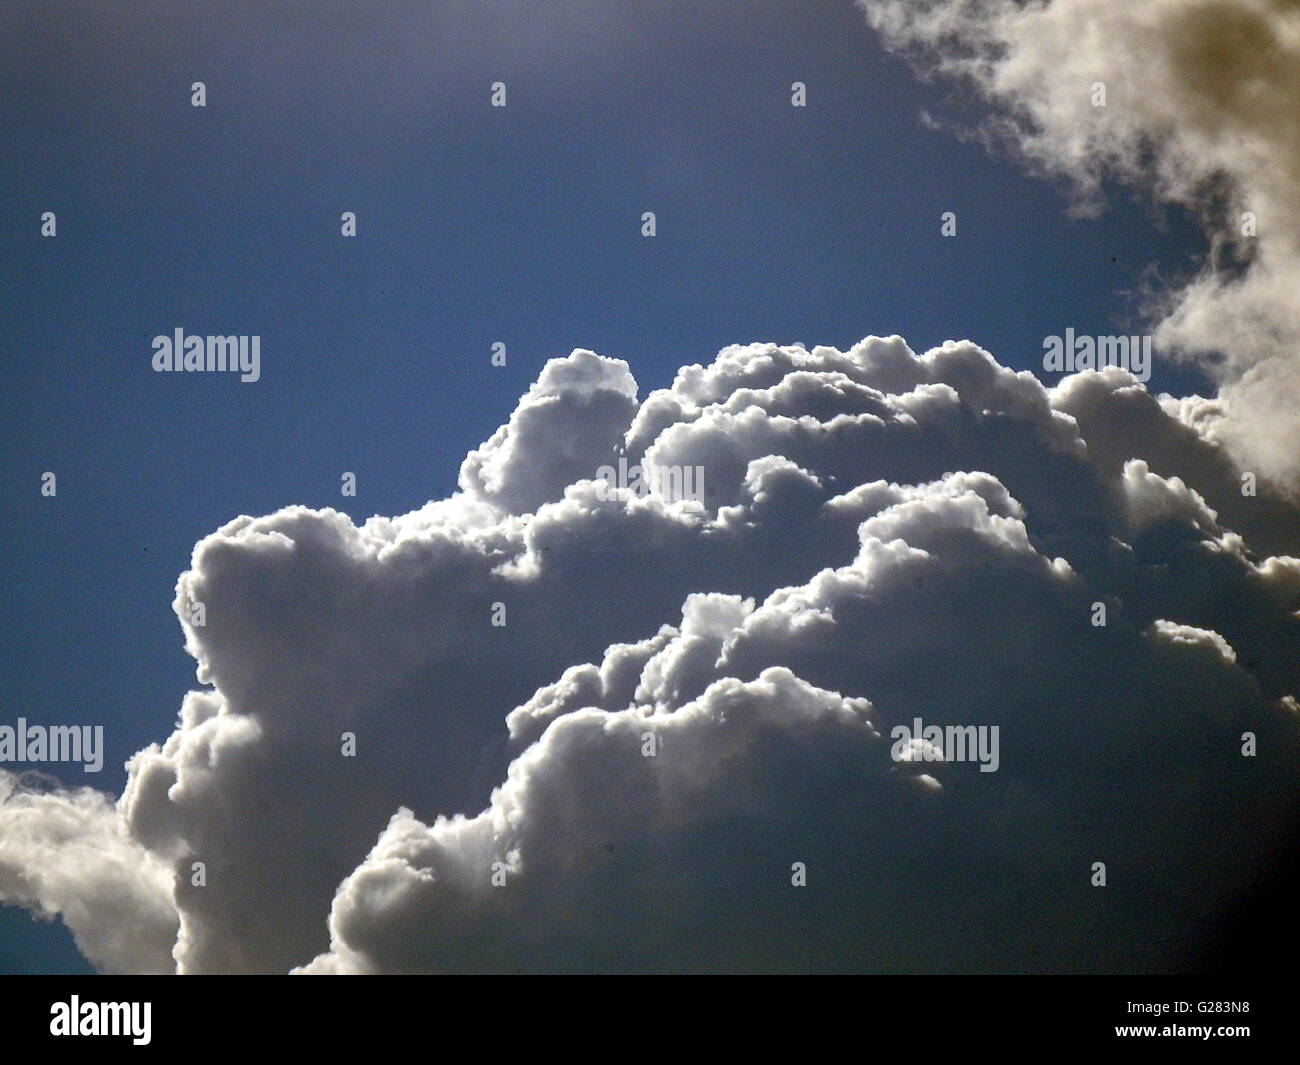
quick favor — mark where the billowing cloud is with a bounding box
[2,336,1298,973]
[0,772,176,974]
[860,0,1300,496]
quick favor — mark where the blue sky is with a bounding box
[0,0,1216,972]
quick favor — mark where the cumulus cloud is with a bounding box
[2,336,1298,973]
[0,772,176,974]
[859,0,1300,495]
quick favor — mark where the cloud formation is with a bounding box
[860,0,1300,496]
[0,773,176,974]
[2,336,1299,973]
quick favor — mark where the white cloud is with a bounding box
[2,336,1298,972]
[860,0,1300,496]
[0,772,176,974]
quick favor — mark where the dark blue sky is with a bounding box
[0,0,1208,972]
